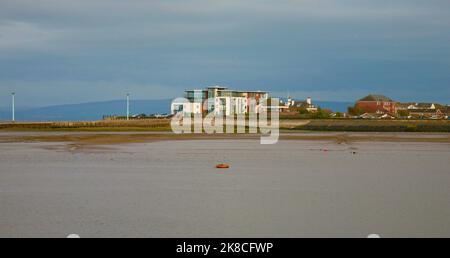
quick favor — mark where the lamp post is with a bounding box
[126,93,130,121]
[11,92,15,122]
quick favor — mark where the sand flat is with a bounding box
[0,134,450,237]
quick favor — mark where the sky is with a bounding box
[0,0,449,107]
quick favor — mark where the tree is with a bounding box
[397,110,410,118]
[298,107,309,115]
[311,107,331,119]
[348,106,365,116]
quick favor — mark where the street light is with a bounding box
[126,93,130,121]
[11,92,15,122]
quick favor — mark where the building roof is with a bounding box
[358,94,394,102]
[296,101,316,108]
[409,108,442,114]
[239,90,267,93]
[359,113,379,119]
[207,86,228,90]
[434,103,446,109]
[414,103,435,108]
[397,103,409,106]
[359,113,395,119]
[185,87,267,94]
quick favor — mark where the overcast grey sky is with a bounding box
[0,0,449,107]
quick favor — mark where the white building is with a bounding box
[171,86,269,116]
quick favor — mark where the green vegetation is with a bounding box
[0,119,172,132]
[281,106,332,119]
[1,118,450,133]
[310,107,331,119]
[397,110,410,118]
[347,106,365,116]
[292,119,450,132]
[334,112,344,118]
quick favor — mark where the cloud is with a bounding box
[0,0,449,105]
[0,21,63,51]
[1,0,449,52]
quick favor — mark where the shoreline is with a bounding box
[1,131,449,148]
[1,119,450,133]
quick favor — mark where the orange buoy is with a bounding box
[216,163,230,169]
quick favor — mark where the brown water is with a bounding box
[1,138,450,237]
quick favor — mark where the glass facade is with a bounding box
[181,87,268,115]
[185,90,207,102]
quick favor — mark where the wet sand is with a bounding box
[1,133,450,237]
[1,131,449,148]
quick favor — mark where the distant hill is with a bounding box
[0,99,352,122]
[0,99,172,121]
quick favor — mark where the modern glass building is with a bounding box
[171,86,268,115]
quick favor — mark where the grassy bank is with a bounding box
[0,119,172,132]
[293,119,450,132]
[1,119,450,133]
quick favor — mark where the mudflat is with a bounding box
[0,132,450,237]
[0,131,449,147]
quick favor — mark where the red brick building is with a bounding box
[355,94,397,115]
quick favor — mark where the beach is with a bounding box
[1,132,450,237]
